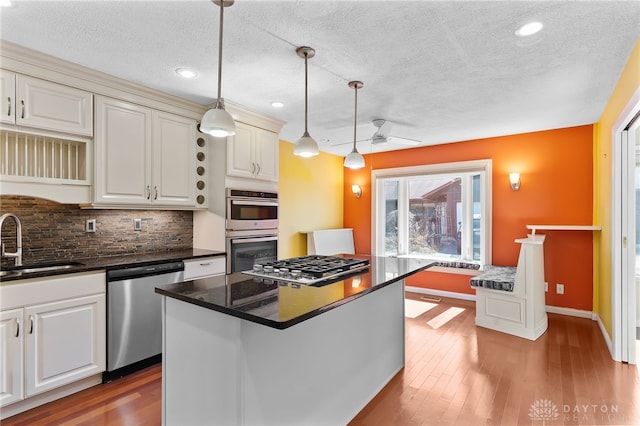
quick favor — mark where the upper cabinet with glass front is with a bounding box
[0,70,93,136]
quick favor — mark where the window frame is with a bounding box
[371,159,492,266]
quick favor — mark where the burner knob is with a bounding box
[279,268,289,278]
[263,266,274,275]
[291,270,301,279]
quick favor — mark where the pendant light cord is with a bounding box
[216,0,224,108]
[352,85,358,151]
[303,51,309,136]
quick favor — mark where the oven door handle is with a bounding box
[230,200,279,207]
[230,236,278,244]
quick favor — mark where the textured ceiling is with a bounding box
[1,0,639,156]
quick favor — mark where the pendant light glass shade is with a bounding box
[201,99,235,137]
[200,0,236,137]
[344,149,365,169]
[294,46,319,158]
[344,80,365,169]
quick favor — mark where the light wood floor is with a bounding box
[3,293,639,425]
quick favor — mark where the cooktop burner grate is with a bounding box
[242,255,369,285]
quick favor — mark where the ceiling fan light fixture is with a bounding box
[294,46,319,158]
[200,0,236,138]
[344,80,365,169]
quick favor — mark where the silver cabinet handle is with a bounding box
[199,262,212,266]
[251,162,256,174]
[20,100,25,119]
[256,163,261,175]
[146,185,151,200]
[7,96,11,117]
[29,315,34,334]
[154,186,158,200]
[15,318,20,338]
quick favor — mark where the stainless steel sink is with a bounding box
[0,261,85,277]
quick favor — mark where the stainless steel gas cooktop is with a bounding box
[242,255,369,285]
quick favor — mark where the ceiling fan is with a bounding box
[329,119,421,148]
[369,119,420,146]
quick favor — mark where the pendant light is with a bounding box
[293,46,319,158]
[344,80,365,169]
[200,0,236,137]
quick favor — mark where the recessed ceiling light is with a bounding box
[175,68,197,79]
[515,22,543,37]
[271,101,284,108]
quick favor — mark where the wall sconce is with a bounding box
[352,184,362,198]
[509,172,521,190]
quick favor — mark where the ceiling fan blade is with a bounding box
[386,136,421,146]
[328,138,372,147]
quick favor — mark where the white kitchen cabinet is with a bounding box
[0,272,105,418]
[183,256,226,280]
[0,308,24,407]
[94,96,197,207]
[227,122,279,182]
[25,294,105,397]
[152,110,197,206]
[0,69,93,136]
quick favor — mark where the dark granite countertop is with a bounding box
[0,248,226,282]
[155,255,434,329]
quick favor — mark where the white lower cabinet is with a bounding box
[0,309,24,407]
[0,272,106,417]
[183,256,226,280]
[25,294,105,397]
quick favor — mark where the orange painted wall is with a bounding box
[344,125,594,310]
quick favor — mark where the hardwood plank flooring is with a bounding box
[3,292,639,425]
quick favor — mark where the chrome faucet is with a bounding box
[0,213,22,266]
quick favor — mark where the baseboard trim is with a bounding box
[545,305,592,319]
[405,286,476,301]
[593,313,617,361]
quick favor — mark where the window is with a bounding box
[373,160,492,266]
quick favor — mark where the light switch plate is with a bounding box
[85,219,96,233]
[134,218,142,231]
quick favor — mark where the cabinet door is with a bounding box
[254,128,279,182]
[24,294,105,397]
[226,122,255,179]
[94,96,152,205]
[0,309,24,407]
[152,111,196,206]
[16,75,93,136]
[0,70,16,125]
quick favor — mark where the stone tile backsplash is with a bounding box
[0,195,193,267]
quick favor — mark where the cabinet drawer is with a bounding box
[184,257,225,280]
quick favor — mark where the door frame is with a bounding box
[612,87,640,363]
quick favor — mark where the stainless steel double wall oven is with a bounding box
[225,189,278,273]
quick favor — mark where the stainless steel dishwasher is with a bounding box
[104,261,184,381]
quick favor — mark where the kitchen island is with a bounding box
[155,255,432,426]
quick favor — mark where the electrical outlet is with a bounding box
[85,219,96,233]
[544,282,548,292]
[133,218,142,231]
[556,283,564,294]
